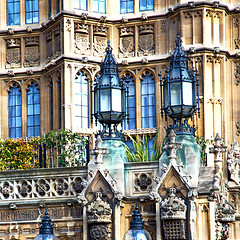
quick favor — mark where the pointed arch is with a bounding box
[140,69,155,129]
[74,70,90,129]
[119,69,136,80]
[8,82,22,138]
[26,81,40,137]
[138,68,156,81]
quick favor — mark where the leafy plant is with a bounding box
[125,132,163,162]
[196,136,209,166]
[41,129,88,167]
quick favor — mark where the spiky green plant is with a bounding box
[125,132,163,162]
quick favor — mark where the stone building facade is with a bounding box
[0,0,240,239]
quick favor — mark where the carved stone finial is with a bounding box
[80,13,88,20]
[90,135,108,170]
[209,133,227,163]
[99,16,107,23]
[163,130,182,165]
[8,70,15,77]
[142,58,148,64]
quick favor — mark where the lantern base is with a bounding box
[99,123,124,140]
[166,118,196,136]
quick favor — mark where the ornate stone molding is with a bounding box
[227,140,239,184]
[206,10,222,18]
[206,55,222,63]
[234,62,240,85]
[183,10,202,18]
[207,97,223,105]
[87,192,112,223]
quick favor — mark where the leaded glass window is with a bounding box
[92,0,105,13]
[75,72,89,128]
[49,81,53,130]
[139,0,153,11]
[120,0,134,13]
[27,82,40,137]
[74,0,87,10]
[25,0,39,24]
[57,77,62,129]
[141,71,155,128]
[123,74,136,130]
[7,0,20,26]
[8,84,22,138]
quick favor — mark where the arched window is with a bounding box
[75,72,89,129]
[57,76,62,129]
[123,73,136,130]
[141,71,155,129]
[49,80,53,130]
[27,82,40,137]
[25,0,39,24]
[8,83,22,138]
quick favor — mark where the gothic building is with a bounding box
[0,0,239,239]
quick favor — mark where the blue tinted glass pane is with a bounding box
[74,0,79,8]
[81,0,87,10]
[120,2,126,14]
[147,0,153,10]
[34,106,40,114]
[16,106,21,116]
[99,1,105,13]
[34,94,40,104]
[139,0,146,11]
[28,94,33,104]
[149,118,155,128]
[10,128,15,138]
[33,12,39,23]
[28,116,34,126]
[8,3,14,13]
[26,13,32,24]
[35,126,40,136]
[33,0,39,10]
[16,128,22,138]
[128,0,134,12]
[129,119,135,129]
[16,117,21,127]
[35,115,40,125]
[28,127,34,136]
[92,0,98,12]
[14,2,20,13]
[28,105,33,115]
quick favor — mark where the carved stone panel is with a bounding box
[138,25,154,56]
[93,36,107,57]
[54,25,61,58]
[118,27,134,58]
[24,37,40,67]
[234,18,240,50]
[74,23,90,55]
[134,172,153,193]
[46,31,53,62]
[6,38,21,68]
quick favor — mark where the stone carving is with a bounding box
[206,10,222,18]
[24,37,40,67]
[163,129,182,165]
[183,10,202,18]
[160,20,166,33]
[99,16,107,23]
[160,188,186,220]
[54,25,61,58]
[234,19,240,49]
[6,39,21,68]
[134,172,153,192]
[87,192,112,223]
[93,36,107,57]
[206,55,222,63]
[0,176,87,200]
[161,188,187,240]
[215,194,236,223]
[87,192,112,240]
[46,31,53,62]
[207,97,223,104]
[138,25,154,56]
[119,27,134,58]
[234,62,240,85]
[66,19,72,32]
[74,23,90,55]
[216,222,231,240]
[227,140,239,184]
[93,26,107,37]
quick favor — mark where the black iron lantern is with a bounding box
[123,203,151,240]
[35,211,58,240]
[160,34,200,135]
[92,42,127,140]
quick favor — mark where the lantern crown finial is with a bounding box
[129,203,144,230]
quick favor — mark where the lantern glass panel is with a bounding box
[100,89,110,112]
[123,229,151,240]
[112,88,122,112]
[94,90,98,114]
[35,234,58,240]
[183,82,193,105]
[163,83,168,108]
[170,83,181,106]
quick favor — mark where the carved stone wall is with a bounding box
[74,23,90,55]
[6,38,21,68]
[93,26,108,57]
[138,24,154,56]
[24,37,40,67]
[118,26,134,58]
